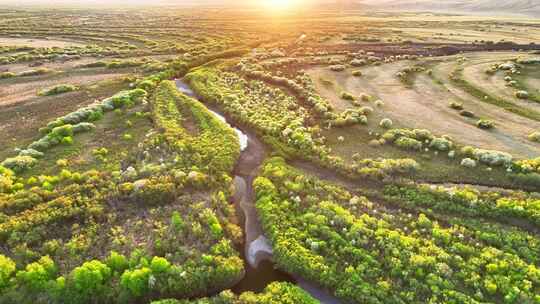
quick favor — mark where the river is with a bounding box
[175,79,342,303]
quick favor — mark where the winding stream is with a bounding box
[175,79,342,303]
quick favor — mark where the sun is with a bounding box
[262,0,299,10]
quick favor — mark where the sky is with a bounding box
[0,0,339,6]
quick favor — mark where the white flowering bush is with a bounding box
[395,137,423,151]
[72,122,96,134]
[329,64,346,71]
[1,156,37,173]
[515,90,529,99]
[429,137,453,151]
[461,158,477,168]
[352,157,419,179]
[380,118,393,129]
[472,149,513,167]
[350,59,366,67]
[18,149,44,159]
[382,128,433,143]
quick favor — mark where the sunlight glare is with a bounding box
[262,0,300,11]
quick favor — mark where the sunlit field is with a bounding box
[0,1,540,304]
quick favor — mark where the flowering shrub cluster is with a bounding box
[38,84,79,96]
[0,74,246,303]
[384,184,540,232]
[186,67,332,161]
[255,158,540,304]
[351,156,419,180]
[151,282,318,304]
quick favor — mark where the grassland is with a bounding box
[0,5,539,304]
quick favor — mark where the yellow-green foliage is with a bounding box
[38,84,78,96]
[152,80,240,176]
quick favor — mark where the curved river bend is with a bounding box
[175,80,341,303]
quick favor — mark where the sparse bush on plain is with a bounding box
[18,68,53,77]
[38,84,78,96]
[340,91,355,101]
[476,119,495,129]
[459,110,475,118]
[1,156,37,173]
[515,90,529,99]
[472,149,513,166]
[380,118,393,129]
[395,137,423,151]
[329,64,346,71]
[449,101,463,110]
[529,131,540,142]
[461,158,477,168]
[0,72,15,79]
[429,137,453,151]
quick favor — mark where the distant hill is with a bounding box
[356,0,540,17]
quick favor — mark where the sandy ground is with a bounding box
[0,37,84,48]
[307,52,540,158]
[461,55,540,111]
[0,37,85,48]
[0,58,102,74]
[0,72,127,107]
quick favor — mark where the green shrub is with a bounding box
[515,90,529,99]
[429,137,453,151]
[69,260,112,300]
[359,93,371,102]
[508,173,540,188]
[150,257,170,273]
[473,149,512,166]
[50,124,74,139]
[0,72,15,79]
[340,91,355,101]
[120,267,152,297]
[449,101,464,110]
[459,110,475,118]
[170,211,185,232]
[38,84,78,96]
[72,122,96,134]
[329,64,346,71]
[1,156,37,173]
[354,157,419,179]
[476,119,495,129]
[18,148,44,158]
[106,252,128,273]
[379,118,393,129]
[18,68,53,77]
[61,136,73,145]
[395,137,423,151]
[0,255,16,290]
[528,131,540,142]
[461,158,477,168]
[16,256,57,291]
